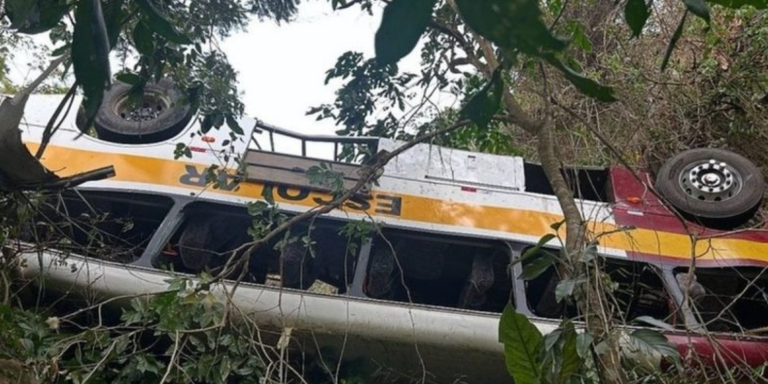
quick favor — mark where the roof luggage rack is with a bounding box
[243,121,379,194]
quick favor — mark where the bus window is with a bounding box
[524,254,673,325]
[677,268,768,333]
[156,202,360,293]
[605,260,672,323]
[523,251,573,318]
[364,230,513,313]
[29,191,173,263]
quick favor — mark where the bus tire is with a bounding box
[93,79,194,144]
[655,148,765,228]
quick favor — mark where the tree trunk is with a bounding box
[440,4,625,380]
[537,120,625,384]
[0,55,67,189]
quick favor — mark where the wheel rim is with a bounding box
[113,91,170,123]
[678,159,743,202]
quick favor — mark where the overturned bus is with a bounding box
[8,81,768,383]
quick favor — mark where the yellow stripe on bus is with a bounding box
[30,143,768,266]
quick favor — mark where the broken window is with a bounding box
[523,163,611,202]
[525,254,673,325]
[156,202,361,293]
[677,268,768,333]
[363,230,513,312]
[523,251,575,319]
[28,190,173,263]
[605,261,672,323]
[156,202,257,277]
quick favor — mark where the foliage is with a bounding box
[314,0,768,189]
[498,304,606,384]
[0,184,377,383]
[504,3,768,197]
[374,0,436,65]
[3,0,301,136]
[3,0,768,383]
[306,162,347,196]
[307,51,416,139]
[502,228,691,384]
[459,69,504,128]
[0,277,267,384]
[498,305,543,384]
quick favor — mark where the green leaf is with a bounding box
[557,321,581,383]
[458,69,503,128]
[547,0,564,17]
[628,329,681,365]
[527,234,556,255]
[540,321,580,382]
[5,0,68,34]
[555,278,582,302]
[624,0,650,38]
[518,233,557,266]
[135,354,165,374]
[102,0,124,48]
[126,81,147,108]
[374,0,436,65]
[707,0,767,8]
[72,0,111,125]
[116,72,143,86]
[262,184,275,205]
[535,233,556,247]
[20,338,34,353]
[135,0,192,44]
[580,241,598,262]
[174,143,190,159]
[543,328,563,352]
[567,21,593,52]
[661,11,688,72]
[4,0,35,29]
[133,21,155,56]
[455,0,566,55]
[247,201,269,216]
[226,114,244,135]
[576,333,592,358]
[520,252,556,280]
[51,44,70,57]
[683,0,711,22]
[542,53,617,102]
[499,304,543,384]
[201,114,215,133]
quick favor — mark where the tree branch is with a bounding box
[427,20,490,76]
[205,119,472,287]
[334,0,367,10]
[11,53,69,106]
[35,83,78,159]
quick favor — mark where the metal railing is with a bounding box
[249,121,379,164]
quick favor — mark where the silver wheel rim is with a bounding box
[678,159,743,202]
[113,91,170,122]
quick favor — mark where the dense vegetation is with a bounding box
[1,0,767,383]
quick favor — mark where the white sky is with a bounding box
[9,2,437,136]
[221,1,447,136]
[222,1,384,135]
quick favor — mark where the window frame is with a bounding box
[46,188,177,264]
[136,197,370,293]
[513,244,680,325]
[668,266,768,333]
[352,228,517,312]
